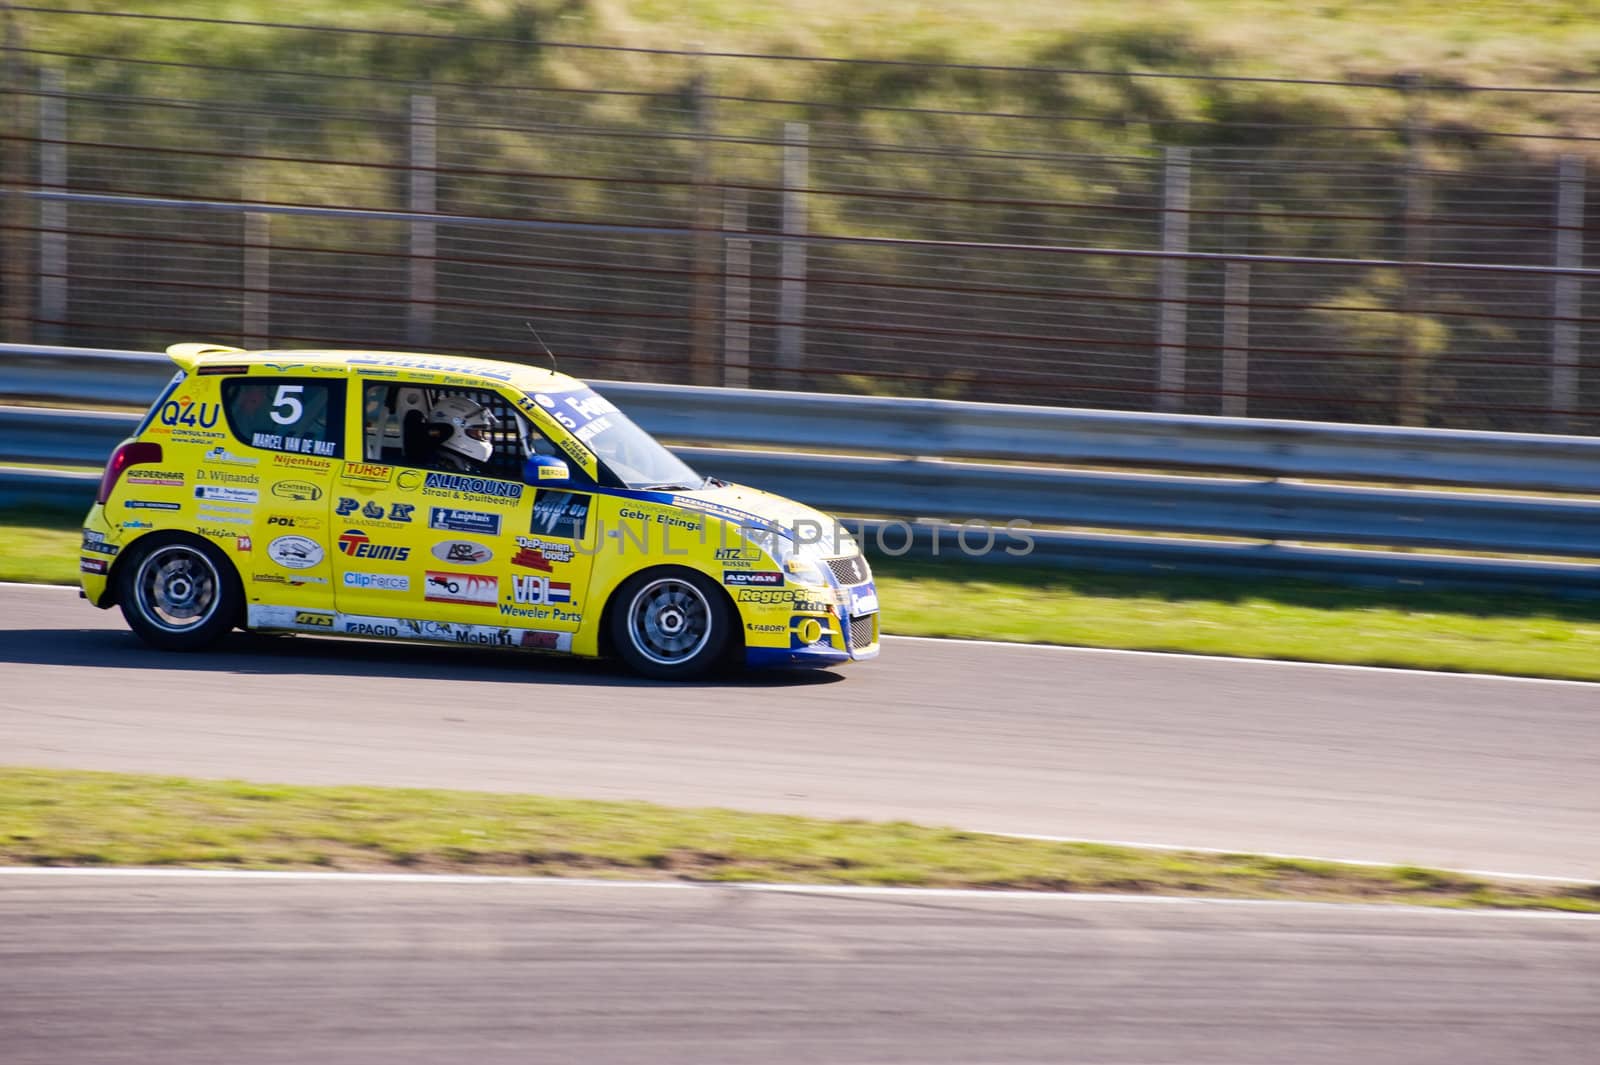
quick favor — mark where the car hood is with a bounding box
[667,482,853,552]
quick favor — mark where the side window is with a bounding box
[221,377,346,458]
[362,383,528,480]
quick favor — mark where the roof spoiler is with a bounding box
[165,342,246,373]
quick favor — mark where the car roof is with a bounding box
[164,343,586,394]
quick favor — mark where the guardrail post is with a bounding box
[37,67,66,343]
[777,121,809,390]
[241,144,270,349]
[1550,154,1584,432]
[688,72,720,387]
[408,92,437,349]
[0,3,32,344]
[1157,146,1190,413]
[722,186,751,388]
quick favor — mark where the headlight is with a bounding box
[739,524,831,586]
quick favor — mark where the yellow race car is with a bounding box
[79,344,879,679]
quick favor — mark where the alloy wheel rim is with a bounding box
[135,545,220,632]
[628,578,712,666]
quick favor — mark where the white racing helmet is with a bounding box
[428,395,497,467]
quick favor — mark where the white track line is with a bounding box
[1,866,1596,921]
[882,634,1600,687]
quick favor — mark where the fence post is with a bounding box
[37,67,65,343]
[1156,146,1190,413]
[722,186,750,389]
[777,121,809,390]
[1221,262,1250,417]
[0,2,32,344]
[687,73,720,387]
[408,92,437,349]
[241,142,270,349]
[1550,154,1584,432]
[1220,175,1252,417]
[1397,73,1431,427]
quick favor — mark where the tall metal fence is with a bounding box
[2,7,1599,432]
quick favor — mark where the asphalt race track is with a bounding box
[3,874,1597,1065]
[3,583,1598,878]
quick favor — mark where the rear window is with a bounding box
[220,377,346,458]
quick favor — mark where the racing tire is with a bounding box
[116,534,243,652]
[610,567,732,680]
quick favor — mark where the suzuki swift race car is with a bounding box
[79,344,880,679]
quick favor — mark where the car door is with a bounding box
[215,371,343,614]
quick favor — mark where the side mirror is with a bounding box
[522,454,571,487]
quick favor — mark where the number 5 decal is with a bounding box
[270,384,304,425]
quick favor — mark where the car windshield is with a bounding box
[522,385,702,490]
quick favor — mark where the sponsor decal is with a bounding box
[80,530,118,556]
[724,570,784,587]
[530,491,590,540]
[346,354,517,381]
[424,570,498,606]
[421,472,523,504]
[336,529,411,561]
[747,622,787,634]
[343,619,402,637]
[511,574,572,606]
[267,515,321,529]
[537,463,570,480]
[268,535,324,570]
[342,572,411,592]
[432,540,493,565]
[121,520,153,530]
[252,573,328,586]
[362,501,385,521]
[388,503,415,522]
[125,500,181,511]
[520,631,562,649]
[79,557,108,574]
[618,505,702,533]
[236,536,253,551]
[715,547,762,563]
[510,535,574,571]
[195,485,258,504]
[251,431,337,457]
[396,469,424,490]
[342,462,393,484]
[196,511,250,526]
[195,468,258,486]
[430,507,501,536]
[847,583,880,616]
[336,497,358,516]
[735,588,799,605]
[271,479,322,502]
[271,453,333,472]
[202,445,258,467]
[126,470,185,487]
[792,597,834,614]
[334,498,413,526]
[294,611,335,628]
[195,526,239,541]
[158,397,221,430]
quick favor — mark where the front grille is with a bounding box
[847,613,877,650]
[826,554,870,586]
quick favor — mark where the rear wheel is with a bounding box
[610,568,731,680]
[117,535,241,651]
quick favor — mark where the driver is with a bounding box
[427,395,497,473]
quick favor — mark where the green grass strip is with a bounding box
[2,768,1595,912]
[7,521,1600,681]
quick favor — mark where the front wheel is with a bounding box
[610,568,732,680]
[117,535,242,651]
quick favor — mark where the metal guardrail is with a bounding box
[9,343,1600,492]
[3,344,1599,592]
